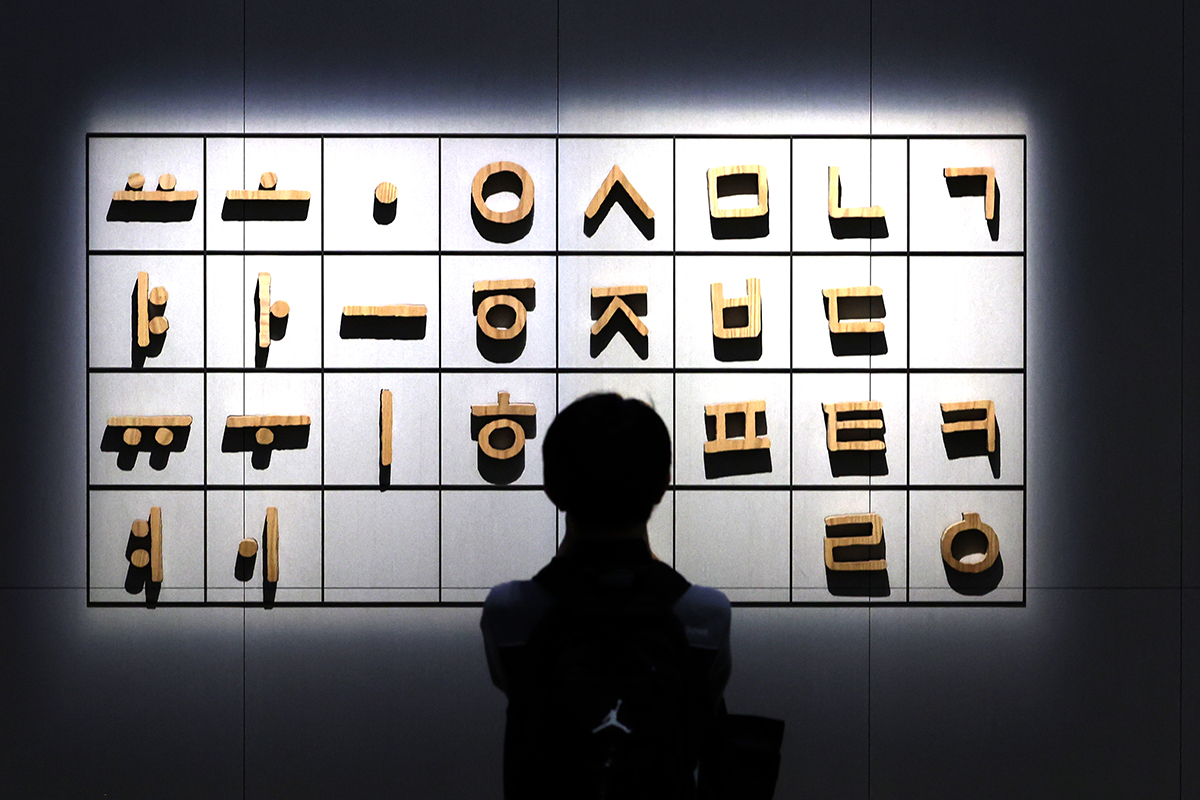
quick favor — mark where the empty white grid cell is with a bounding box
[908,372,1024,486]
[324,489,440,601]
[324,372,440,486]
[440,490,558,601]
[792,138,908,252]
[88,490,205,603]
[792,372,908,486]
[674,139,791,252]
[908,489,1024,602]
[89,372,205,486]
[909,138,1024,252]
[206,490,323,603]
[557,255,673,369]
[675,490,790,602]
[909,256,1023,369]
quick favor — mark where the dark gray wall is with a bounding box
[0,1,1193,797]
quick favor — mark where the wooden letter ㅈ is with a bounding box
[707,164,768,219]
[943,167,996,220]
[824,513,886,572]
[257,273,290,349]
[380,389,393,467]
[940,399,996,453]
[129,506,164,583]
[585,165,655,228]
[474,278,535,340]
[823,401,885,451]
[108,415,193,447]
[591,285,649,337]
[704,400,770,453]
[226,172,311,202]
[471,391,537,460]
[135,271,170,348]
[265,507,280,583]
[471,161,534,225]
[941,512,1000,573]
[113,173,198,203]
[828,166,885,219]
[226,414,312,446]
[823,286,884,333]
[711,279,762,339]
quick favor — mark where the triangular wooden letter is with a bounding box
[584,165,655,239]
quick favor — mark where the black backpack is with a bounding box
[515,556,701,800]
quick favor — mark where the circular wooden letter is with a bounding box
[471,161,534,225]
[941,512,1000,573]
[476,294,526,340]
[478,418,525,460]
[122,427,142,446]
[238,538,259,558]
[255,428,275,446]
[154,427,174,446]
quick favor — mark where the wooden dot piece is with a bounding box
[375,181,398,204]
[238,538,259,558]
[127,173,145,190]
[255,428,275,446]
[130,550,150,568]
[154,427,174,446]
[148,317,169,335]
[270,300,290,319]
[131,519,149,537]
[157,173,177,191]
[122,427,143,446]
[259,172,278,190]
[148,285,169,305]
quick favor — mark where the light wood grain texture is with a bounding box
[226,172,310,201]
[477,418,526,460]
[591,285,648,298]
[471,161,534,225]
[136,271,149,348]
[941,512,1000,573]
[131,519,149,538]
[255,429,274,446]
[148,285,169,305]
[473,278,536,292]
[375,181,398,204]
[342,304,427,317]
[823,401,885,451]
[265,507,279,583]
[584,164,655,221]
[710,279,762,339]
[123,428,142,446]
[703,400,771,453]
[476,294,527,340]
[940,399,996,453]
[127,173,145,190]
[707,164,768,219]
[149,506,163,583]
[114,171,198,201]
[944,167,996,220]
[823,285,884,333]
[239,538,258,558]
[591,296,648,337]
[380,389,393,467]
[148,317,170,335]
[153,428,174,446]
[157,173,177,191]
[471,391,537,417]
[824,512,887,571]
[258,273,271,349]
[827,166,885,219]
[226,414,312,428]
[108,415,194,428]
[260,172,278,189]
[129,550,149,568]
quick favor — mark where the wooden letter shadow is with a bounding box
[108,172,197,222]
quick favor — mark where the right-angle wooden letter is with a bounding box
[940,399,996,453]
[824,512,886,571]
[823,401,885,451]
[823,286,884,333]
[704,400,771,453]
[828,166,885,219]
[943,167,996,220]
[711,279,762,339]
[941,512,1000,573]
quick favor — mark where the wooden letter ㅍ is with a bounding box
[823,286,884,333]
[943,167,996,220]
[940,399,997,453]
[129,506,164,583]
[828,166,885,219]
[704,400,771,453]
[113,172,198,203]
[257,273,290,349]
[591,285,649,337]
[474,278,535,340]
[226,172,311,201]
[585,165,655,226]
[380,389,393,467]
[824,512,886,572]
[471,161,534,225]
[941,512,1000,573]
[108,415,193,447]
[471,391,537,460]
[707,164,768,219]
[226,414,312,446]
[135,271,170,348]
[265,507,280,583]
[342,304,427,318]
[710,279,762,339]
[823,401,885,451]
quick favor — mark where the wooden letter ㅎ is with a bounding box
[823,286,884,333]
[471,391,537,460]
[265,506,280,583]
[707,165,768,219]
[226,172,311,202]
[941,512,1000,573]
[711,279,762,339]
[585,165,655,230]
[943,167,996,220]
[113,173,198,203]
[257,273,290,349]
[828,166,884,219]
[471,161,534,225]
[129,506,164,583]
[380,389,393,467]
[704,400,770,453]
[475,279,535,340]
[940,399,996,453]
[108,415,193,447]
[226,414,312,446]
[591,285,649,338]
[823,401,885,451]
[824,512,886,572]
[135,271,170,348]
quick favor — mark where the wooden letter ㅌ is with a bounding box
[824,512,886,572]
[471,161,534,225]
[135,271,170,348]
[129,506,164,584]
[475,278,535,340]
[226,172,311,202]
[828,166,884,219]
[113,172,198,203]
[380,389,393,467]
[941,512,1000,573]
[823,401,885,451]
[711,279,762,339]
[707,164,768,219]
[943,167,996,220]
[823,286,884,333]
[591,285,649,338]
[940,399,997,453]
[704,400,771,453]
[108,415,193,447]
[257,273,290,349]
[471,391,537,460]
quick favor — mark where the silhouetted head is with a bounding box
[542,393,671,528]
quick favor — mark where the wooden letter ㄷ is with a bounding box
[711,279,762,339]
[824,513,886,572]
[823,286,884,333]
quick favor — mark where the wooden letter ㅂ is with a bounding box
[380,389,393,467]
[108,415,193,447]
[257,273,290,349]
[704,400,771,453]
[943,167,996,220]
[475,279,535,340]
[591,285,649,337]
[471,161,534,225]
[226,414,312,446]
[265,506,280,583]
[941,512,1000,573]
[828,166,884,219]
[113,172,198,203]
[940,399,996,453]
[707,164,768,219]
[129,506,164,583]
[471,391,537,460]
[823,401,885,451]
[226,172,311,202]
[823,286,884,333]
[824,513,886,572]
[135,271,170,348]
[585,165,655,229]
[711,279,762,339]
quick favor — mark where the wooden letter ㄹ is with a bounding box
[711,279,762,339]
[940,399,996,453]
[941,512,1000,573]
[474,279,535,340]
[824,513,886,572]
[471,391,537,460]
[943,167,996,220]
[823,286,884,333]
[828,166,885,219]
[707,165,768,219]
[129,506,164,583]
[823,401,885,451]
[704,401,771,453]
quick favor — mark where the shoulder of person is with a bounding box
[481,579,555,648]
[672,583,731,650]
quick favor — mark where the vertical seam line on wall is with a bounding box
[241,3,248,798]
[868,1,874,795]
[1181,2,1186,794]
[438,137,443,602]
[85,135,90,597]
[789,136,794,602]
[321,138,326,603]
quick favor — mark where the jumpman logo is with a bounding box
[591,699,633,734]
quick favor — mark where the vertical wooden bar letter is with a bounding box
[265,507,279,583]
[380,389,394,467]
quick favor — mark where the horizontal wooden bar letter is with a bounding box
[113,173,198,202]
[343,304,427,317]
[227,172,311,201]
